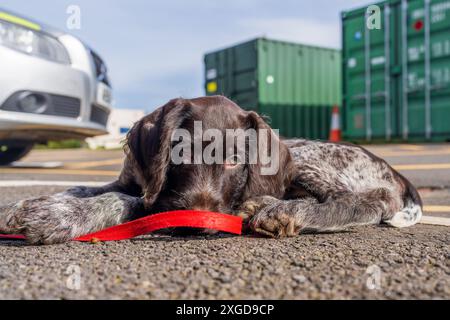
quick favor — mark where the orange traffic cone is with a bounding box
[329,106,341,142]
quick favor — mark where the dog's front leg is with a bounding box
[241,188,399,238]
[0,191,144,244]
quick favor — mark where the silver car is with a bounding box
[0,8,112,165]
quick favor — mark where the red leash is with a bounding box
[0,210,243,242]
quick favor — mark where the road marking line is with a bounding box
[24,151,123,162]
[0,180,108,187]
[66,158,124,169]
[393,163,450,171]
[24,155,122,162]
[9,162,63,169]
[420,215,450,227]
[423,205,450,212]
[399,145,425,151]
[375,149,450,157]
[0,168,119,176]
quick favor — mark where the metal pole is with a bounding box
[424,0,432,140]
[384,4,391,141]
[401,0,409,140]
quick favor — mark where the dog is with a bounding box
[0,96,422,244]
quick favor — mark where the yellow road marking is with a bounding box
[393,163,450,171]
[420,215,450,227]
[365,144,425,152]
[423,205,450,213]
[375,148,450,158]
[398,145,425,151]
[0,168,119,177]
[66,158,124,169]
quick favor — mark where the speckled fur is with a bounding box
[243,139,423,237]
[0,96,423,244]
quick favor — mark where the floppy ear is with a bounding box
[243,111,293,199]
[126,99,191,209]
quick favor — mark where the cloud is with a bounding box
[238,17,341,49]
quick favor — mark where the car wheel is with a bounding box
[0,143,34,166]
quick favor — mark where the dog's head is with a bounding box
[126,96,292,214]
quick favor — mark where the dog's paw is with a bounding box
[23,218,74,245]
[237,196,280,234]
[16,196,81,244]
[249,203,303,238]
[0,196,75,244]
[238,196,278,219]
[236,201,258,221]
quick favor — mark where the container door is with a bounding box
[400,0,450,140]
[343,4,396,141]
[204,41,259,110]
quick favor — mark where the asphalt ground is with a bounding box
[0,144,449,299]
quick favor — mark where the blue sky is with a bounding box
[2,0,374,112]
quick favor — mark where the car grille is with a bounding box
[0,91,80,118]
[51,95,81,118]
[90,104,109,126]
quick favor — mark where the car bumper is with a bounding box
[0,110,108,141]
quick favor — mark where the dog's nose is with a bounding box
[189,192,221,212]
[191,203,220,212]
[191,206,212,212]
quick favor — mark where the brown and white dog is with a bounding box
[0,96,422,244]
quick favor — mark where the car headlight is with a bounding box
[0,19,70,64]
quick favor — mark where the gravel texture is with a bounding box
[0,224,448,299]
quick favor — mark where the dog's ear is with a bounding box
[243,111,293,199]
[126,99,191,208]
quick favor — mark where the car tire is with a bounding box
[0,143,34,166]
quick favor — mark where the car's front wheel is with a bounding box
[0,142,34,166]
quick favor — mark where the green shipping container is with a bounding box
[343,0,450,142]
[204,38,341,139]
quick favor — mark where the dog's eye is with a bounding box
[224,154,243,169]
